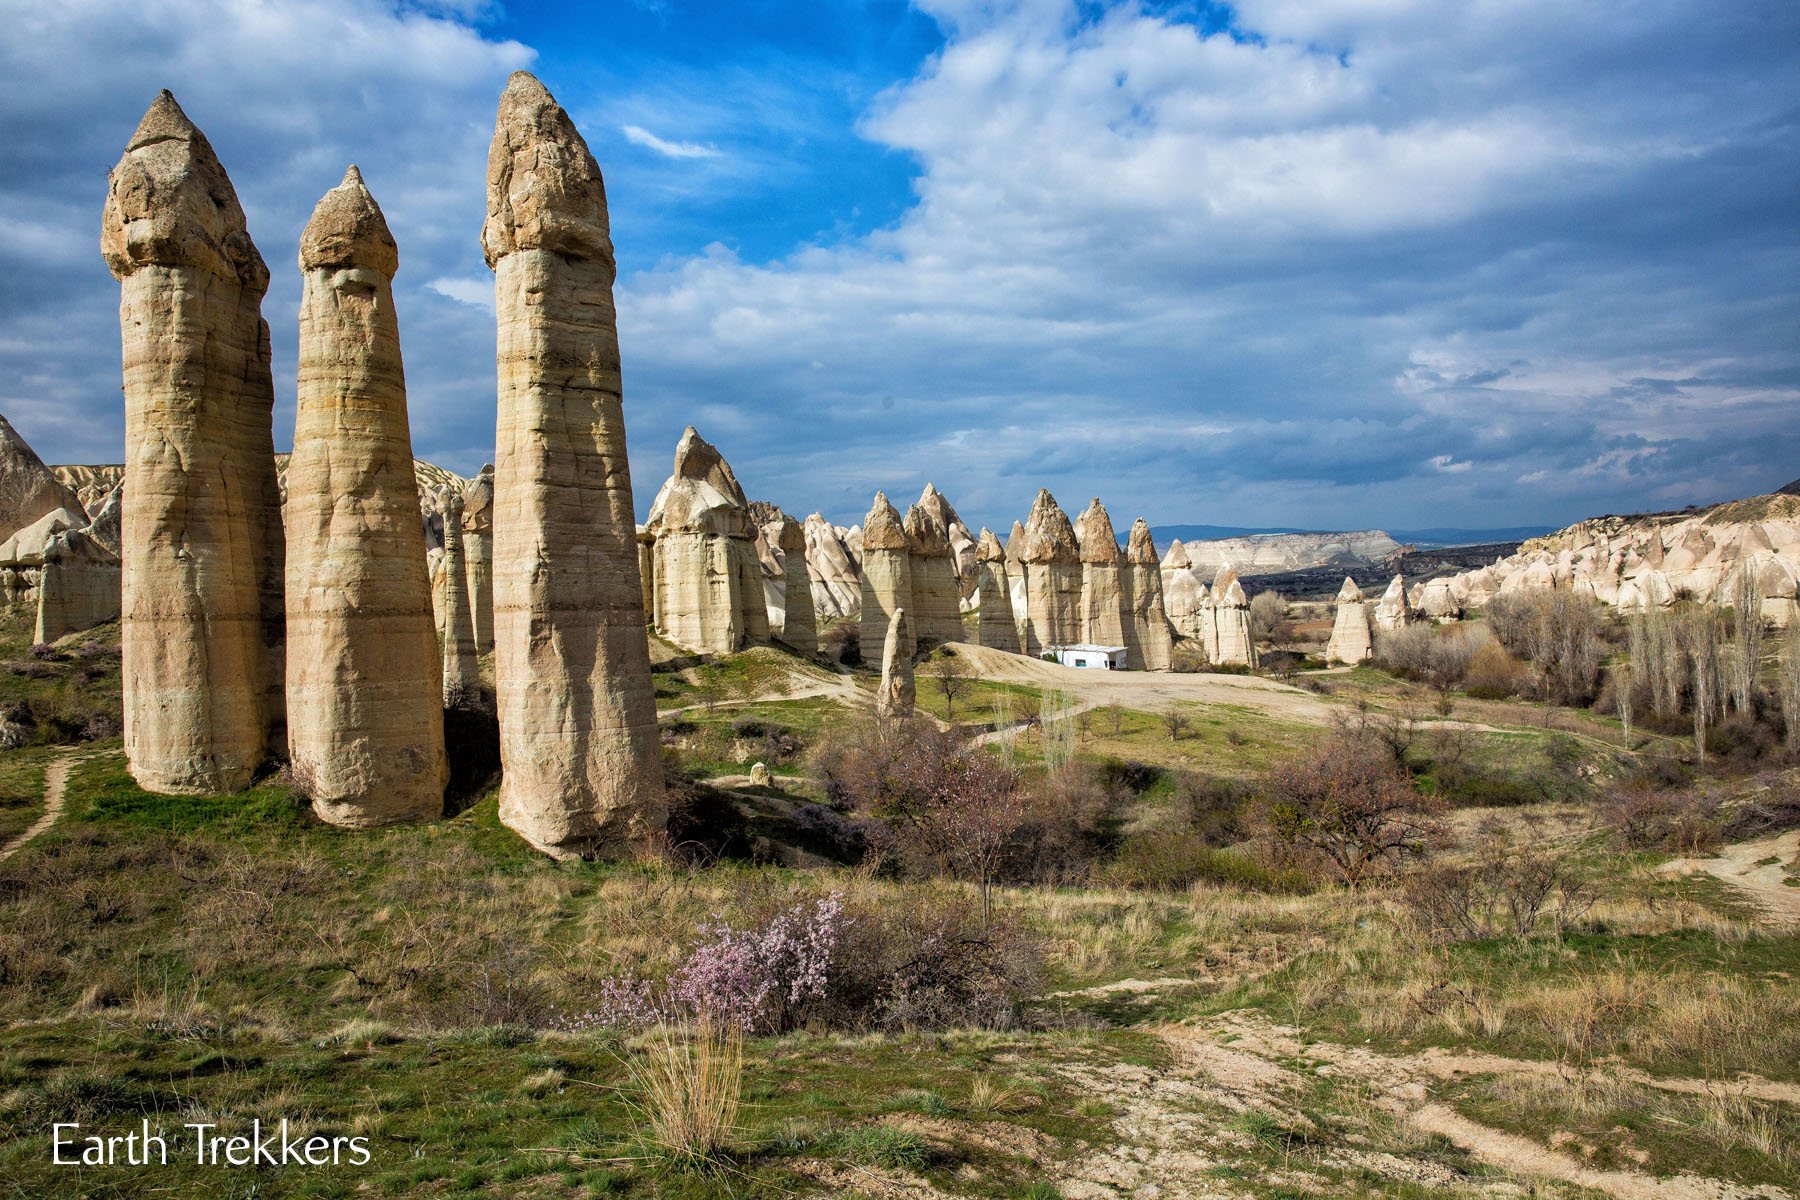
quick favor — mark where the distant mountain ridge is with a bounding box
[1145,523,1556,550]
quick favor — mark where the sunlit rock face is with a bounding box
[1324,576,1374,666]
[483,71,663,858]
[1126,519,1173,671]
[859,492,914,662]
[1020,490,1081,656]
[102,90,285,794]
[974,528,1020,654]
[645,427,763,656]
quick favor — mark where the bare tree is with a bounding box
[1259,734,1444,890]
[1614,663,1633,749]
[1161,709,1192,741]
[1780,630,1800,748]
[925,651,974,723]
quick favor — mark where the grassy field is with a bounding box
[1,624,1797,1198]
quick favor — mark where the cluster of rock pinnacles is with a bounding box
[99,73,1282,858]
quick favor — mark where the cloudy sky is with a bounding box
[2,0,1796,536]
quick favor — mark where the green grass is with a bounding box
[0,743,53,842]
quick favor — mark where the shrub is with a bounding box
[1098,831,1310,893]
[1256,733,1445,889]
[1600,783,1722,853]
[1398,841,1591,942]
[1462,640,1525,699]
[1249,591,1287,642]
[1487,588,1606,705]
[625,1019,743,1172]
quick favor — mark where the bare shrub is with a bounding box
[1161,709,1192,741]
[1249,591,1287,642]
[1399,834,1591,942]
[1488,589,1605,705]
[1600,782,1722,853]
[1462,640,1525,699]
[1256,733,1444,889]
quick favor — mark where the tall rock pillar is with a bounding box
[858,492,913,661]
[1126,519,1173,671]
[1075,499,1129,652]
[462,465,495,655]
[287,167,446,824]
[102,91,285,793]
[483,71,664,856]
[774,515,817,652]
[1020,490,1081,656]
[974,528,1019,653]
[905,499,962,647]
[438,488,482,703]
[1324,576,1374,665]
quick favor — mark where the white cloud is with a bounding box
[427,276,494,311]
[621,123,721,159]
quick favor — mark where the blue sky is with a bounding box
[1,0,1796,537]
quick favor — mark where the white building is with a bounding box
[1051,643,1127,670]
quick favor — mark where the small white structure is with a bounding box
[1052,643,1127,670]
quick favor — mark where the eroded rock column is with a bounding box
[1325,576,1374,665]
[483,71,663,856]
[774,515,817,651]
[1020,490,1081,655]
[905,499,962,648]
[1126,518,1173,671]
[102,91,285,793]
[286,167,446,824]
[1076,498,1129,652]
[438,488,482,703]
[462,465,495,655]
[877,607,914,718]
[975,528,1019,653]
[858,492,913,661]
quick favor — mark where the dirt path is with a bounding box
[0,750,79,863]
[1660,830,1800,928]
[948,642,1339,725]
[1034,979,1794,1200]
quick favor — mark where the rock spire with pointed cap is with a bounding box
[1210,562,1257,667]
[483,71,663,857]
[102,91,285,794]
[1126,519,1173,670]
[904,497,961,648]
[644,426,764,654]
[287,167,446,825]
[1374,574,1413,631]
[1020,489,1081,654]
[1324,576,1374,665]
[974,527,1019,653]
[877,607,915,718]
[1075,498,1129,652]
[772,514,817,651]
[1004,519,1030,648]
[462,465,495,654]
[859,492,914,660]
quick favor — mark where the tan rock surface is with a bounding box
[462,465,495,655]
[1324,576,1374,665]
[877,606,915,718]
[483,71,664,856]
[1374,574,1413,632]
[1020,489,1081,655]
[773,514,817,651]
[916,483,977,603]
[34,528,120,644]
[1075,498,1129,652]
[103,91,285,793]
[645,427,762,655]
[48,464,120,517]
[858,492,914,661]
[0,414,85,543]
[1126,519,1173,671]
[1211,563,1257,668]
[904,496,962,648]
[974,528,1020,653]
[286,167,446,825]
[1005,519,1030,650]
[803,513,860,620]
[437,489,482,702]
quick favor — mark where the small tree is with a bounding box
[1259,734,1443,890]
[1614,663,1633,749]
[1161,709,1192,741]
[1249,590,1287,643]
[925,651,974,723]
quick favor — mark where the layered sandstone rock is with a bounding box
[462,465,495,654]
[1211,564,1257,668]
[877,606,915,718]
[1374,575,1413,632]
[804,513,861,620]
[1324,576,1374,665]
[48,464,120,518]
[35,527,120,643]
[905,497,962,648]
[1417,577,1462,623]
[0,414,85,543]
[1020,490,1081,655]
[438,489,481,702]
[1160,538,1207,642]
[974,528,1020,653]
[102,91,285,793]
[916,483,978,605]
[1126,519,1173,671]
[286,167,446,825]
[772,514,817,650]
[1075,499,1129,652]
[645,427,763,655]
[1005,520,1030,650]
[859,493,914,660]
[483,71,663,856]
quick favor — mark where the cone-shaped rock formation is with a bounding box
[1076,499,1129,652]
[1324,576,1374,665]
[482,71,663,856]
[102,91,286,793]
[286,167,447,825]
[1020,490,1081,655]
[859,492,913,661]
[1126,519,1173,671]
[877,607,914,718]
[1211,563,1257,667]
[905,496,962,647]
[974,528,1020,653]
[645,427,763,655]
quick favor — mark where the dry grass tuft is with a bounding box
[624,1019,744,1171]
